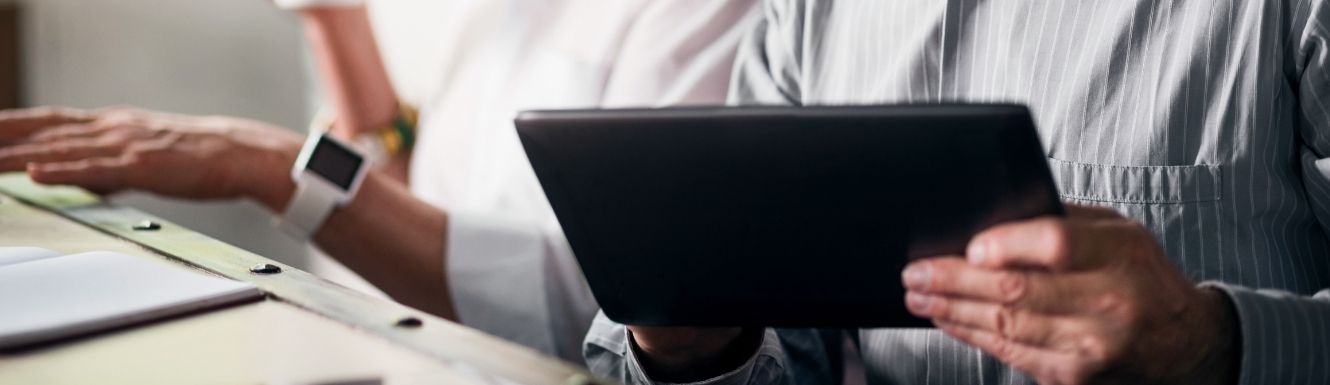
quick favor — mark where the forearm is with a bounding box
[253,169,455,320]
[315,171,453,318]
[300,6,398,138]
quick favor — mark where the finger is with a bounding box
[936,321,1100,385]
[903,257,1029,302]
[0,140,123,171]
[903,258,1098,312]
[21,123,110,144]
[0,107,94,143]
[26,157,133,193]
[966,217,1111,271]
[908,292,1088,349]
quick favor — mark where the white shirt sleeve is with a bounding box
[440,0,761,366]
[602,0,763,108]
[446,210,597,363]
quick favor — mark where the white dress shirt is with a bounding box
[367,0,759,363]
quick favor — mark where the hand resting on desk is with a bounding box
[0,106,455,319]
[0,106,302,209]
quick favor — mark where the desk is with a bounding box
[0,174,606,385]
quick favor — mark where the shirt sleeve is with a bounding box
[600,0,763,108]
[1197,2,1330,384]
[446,0,769,366]
[1198,284,1330,385]
[446,210,599,363]
[582,2,832,384]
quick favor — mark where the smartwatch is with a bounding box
[277,131,369,239]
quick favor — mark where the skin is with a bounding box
[0,6,454,317]
[2,110,1242,385]
[630,205,1240,385]
[0,107,457,320]
[300,6,411,182]
[3,5,1242,380]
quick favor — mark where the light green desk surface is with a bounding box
[0,173,605,385]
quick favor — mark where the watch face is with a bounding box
[307,135,364,189]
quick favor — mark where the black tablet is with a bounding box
[515,105,1063,327]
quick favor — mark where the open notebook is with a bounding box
[0,247,262,349]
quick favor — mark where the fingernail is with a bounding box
[902,263,930,290]
[906,292,931,312]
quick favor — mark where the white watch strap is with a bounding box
[278,182,340,239]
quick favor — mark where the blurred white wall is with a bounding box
[364,0,459,108]
[21,0,314,270]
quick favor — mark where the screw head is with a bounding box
[394,316,423,328]
[249,263,282,274]
[132,220,161,231]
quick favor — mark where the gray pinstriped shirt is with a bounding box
[586,0,1330,384]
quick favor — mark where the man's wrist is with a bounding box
[247,144,301,213]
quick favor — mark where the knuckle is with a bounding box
[124,142,150,154]
[1040,220,1073,267]
[997,271,1028,304]
[1075,334,1126,369]
[1076,336,1112,364]
[991,338,1020,363]
[1097,293,1139,324]
[120,152,143,165]
[994,307,1015,336]
[928,296,950,318]
[1092,293,1125,314]
[1060,367,1094,385]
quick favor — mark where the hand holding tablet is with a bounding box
[516,105,1062,327]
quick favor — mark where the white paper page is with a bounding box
[0,247,60,267]
[0,251,262,349]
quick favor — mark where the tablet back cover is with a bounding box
[517,105,1061,327]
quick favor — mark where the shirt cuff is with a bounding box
[446,210,557,354]
[583,311,789,385]
[1200,281,1330,385]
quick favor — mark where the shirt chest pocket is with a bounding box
[1047,158,1223,205]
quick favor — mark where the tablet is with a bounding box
[515,105,1063,327]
